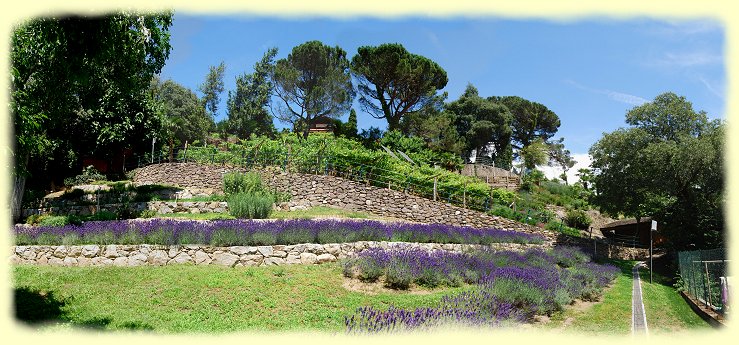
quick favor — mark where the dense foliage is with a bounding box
[272,41,355,139]
[11,12,173,220]
[351,43,448,131]
[227,48,278,139]
[343,246,618,332]
[14,219,544,246]
[589,92,724,249]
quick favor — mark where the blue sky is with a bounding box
[159,13,725,177]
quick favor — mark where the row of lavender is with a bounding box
[343,246,620,332]
[13,219,544,246]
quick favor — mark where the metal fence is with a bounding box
[678,248,729,314]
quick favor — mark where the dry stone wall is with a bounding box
[10,241,543,267]
[132,163,555,241]
[23,201,229,218]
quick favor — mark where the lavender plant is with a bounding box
[343,246,620,333]
[13,219,544,246]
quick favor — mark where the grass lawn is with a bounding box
[540,259,710,335]
[270,206,374,220]
[12,263,467,333]
[637,266,711,333]
[153,212,236,220]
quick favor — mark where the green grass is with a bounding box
[540,260,710,335]
[13,263,466,333]
[151,207,375,221]
[270,206,373,220]
[154,212,236,220]
[637,267,710,333]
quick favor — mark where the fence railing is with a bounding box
[678,248,729,314]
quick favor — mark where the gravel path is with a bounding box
[632,262,649,336]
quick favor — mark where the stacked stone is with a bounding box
[130,163,553,240]
[10,241,543,267]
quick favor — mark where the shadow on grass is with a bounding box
[14,287,153,331]
[14,287,66,323]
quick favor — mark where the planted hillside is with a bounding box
[181,133,507,211]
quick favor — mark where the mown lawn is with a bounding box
[541,259,710,335]
[637,266,711,333]
[12,263,467,333]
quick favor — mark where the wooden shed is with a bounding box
[600,217,667,247]
[309,116,334,133]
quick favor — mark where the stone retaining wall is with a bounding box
[556,235,651,261]
[132,163,554,241]
[23,201,229,218]
[10,241,543,267]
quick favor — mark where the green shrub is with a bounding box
[139,209,157,218]
[60,188,85,200]
[64,165,107,186]
[491,188,516,205]
[38,215,68,227]
[546,220,581,237]
[227,192,274,219]
[90,210,118,221]
[223,171,263,195]
[564,209,592,230]
[385,260,413,290]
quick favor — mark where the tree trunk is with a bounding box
[11,153,30,223]
[169,136,174,162]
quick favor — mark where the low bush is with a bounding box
[491,188,516,206]
[60,188,85,200]
[343,246,621,333]
[545,220,581,237]
[564,209,592,230]
[227,192,274,219]
[90,210,118,221]
[38,215,68,227]
[14,219,544,246]
[64,165,107,186]
[223,171,263,195]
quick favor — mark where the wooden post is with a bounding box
[463,180,467,208]
[433,177,438,201]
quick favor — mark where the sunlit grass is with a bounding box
[13,263,466,333]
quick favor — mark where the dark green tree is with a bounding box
[351,43,448,132]
[150,77,212,158]
[446,85,513,169]
[199,61,226,119]
[227,48,278,139]
[589,92,724,250]
[271,41,355,139]
[10,12,172,221]
[344,109,359,138]
[489,95,560,150]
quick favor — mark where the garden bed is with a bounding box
[13,218,546,247]
[10,241,538,267]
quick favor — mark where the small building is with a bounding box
[600,217,667,247]
[309,116,334,133]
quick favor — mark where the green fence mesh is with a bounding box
[678,248,728,314]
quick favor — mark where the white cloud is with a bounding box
[649,20,723,36]
[697,75,725,99]
[564,79,648,106]
[657,51,723,68]
[539,153,592,184]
